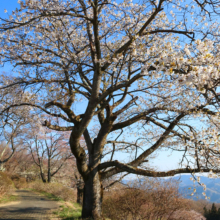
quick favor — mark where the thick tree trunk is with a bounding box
[82,171,103,219]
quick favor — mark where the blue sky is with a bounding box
[1,0,19,17]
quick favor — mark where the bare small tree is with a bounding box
[0,116,28,171]
[26,129,72,183]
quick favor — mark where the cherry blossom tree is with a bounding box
[1,0,220,219]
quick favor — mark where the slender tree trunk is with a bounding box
[40,166,46,183]
[0,162,4,172]
[40,172,47,183]
[77,179,84,205]
[82,171,103,219]
[48,158,51,183]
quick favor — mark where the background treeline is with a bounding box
[204,203,220,220]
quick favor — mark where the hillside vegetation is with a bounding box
[0,172,14,199]
[1,171,218,220]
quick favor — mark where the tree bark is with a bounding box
[48,157,51,183]
[40,170,46,183]
[77,180,84,205]
[82,171,103,219]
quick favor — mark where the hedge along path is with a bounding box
[0,190,60,219]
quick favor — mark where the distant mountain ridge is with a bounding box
[122,175,220,203]
[175,175,220,203]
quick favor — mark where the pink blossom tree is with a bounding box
[1,0,220,218]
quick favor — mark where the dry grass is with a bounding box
[27,180,77,203]
[10,174,27,189]
[0,172,14,198]
[103,178,191,220]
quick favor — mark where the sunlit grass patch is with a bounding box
[0,195,19,204]
[29,188,63,202]
[54,203,82,219]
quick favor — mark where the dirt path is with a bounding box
[0,190,60,220]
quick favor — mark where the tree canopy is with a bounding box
[1,0,220,219]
